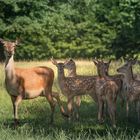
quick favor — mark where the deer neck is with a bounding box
[98,71,108,79]
[122,68,134,96]
[5,55,16,80]
[123,68,134,84]
[104,72,110,80]
[57,68,65,81]
[68,68,76,77]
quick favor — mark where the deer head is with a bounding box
[93,59,111,77]
[117,57,137,74]
[0,39,19,58]
[64,59,76,69]
[51,58,65,74]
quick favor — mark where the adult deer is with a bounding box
[0,39,67,126]
[117,58,140,121]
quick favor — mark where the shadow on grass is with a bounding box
[0,99,140,137]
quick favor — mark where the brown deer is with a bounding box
[52,58,118,127]
[51,58,98,120]
[95,77,119,128]
[64,59,83,119]
[0,39,68,126]
[117,58,140,121]
[92,59,124,106]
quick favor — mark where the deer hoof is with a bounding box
[14,119,20,128]
[98,119,104,124]
[113,124,116,128]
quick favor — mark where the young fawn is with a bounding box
[0,39,67,126]
[96,78,119,128]
[57,58,118,127]
[93,59,124,106]
[117,58,140,121]
[93,59,119,128]
[64,59,86,119]
[51,58,98,120]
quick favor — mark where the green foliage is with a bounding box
[0,0,140,60]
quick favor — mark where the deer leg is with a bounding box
[126,101,129,118]
[71,98,76,119]
[136,101,140,122]
[102,101,105,120]
[67,96,74,121]
[46,93,55,124]
[75,96,81,120]
[11,95,22,126]
[107,100,116,128]
[134,101,137,114]
[98,99,104,123]
[51,92,68,117]
[119,92,124,107]
[111,103,116,128]
[107,104,113,126]
[104,101,108,119]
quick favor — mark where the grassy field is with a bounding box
[0,60,140,140]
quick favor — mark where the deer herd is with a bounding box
[0,39,140,128]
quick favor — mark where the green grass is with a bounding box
[0,60,140,140]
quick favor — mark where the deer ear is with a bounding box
[51,57,57,65]
[64,59,69,65]
[134,56,138,61]
[93,59,98,65]
[0,38,5,44]
[131,56,138,65]
[64,58,73,65]
[15,38,20,46]
[108,60,111,64]
[122,56,129,62]
[120,57,124,63]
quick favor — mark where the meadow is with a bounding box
[0,60,140,140]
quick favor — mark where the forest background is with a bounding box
[0,0,140,60]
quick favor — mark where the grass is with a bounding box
[0,60,140,140]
